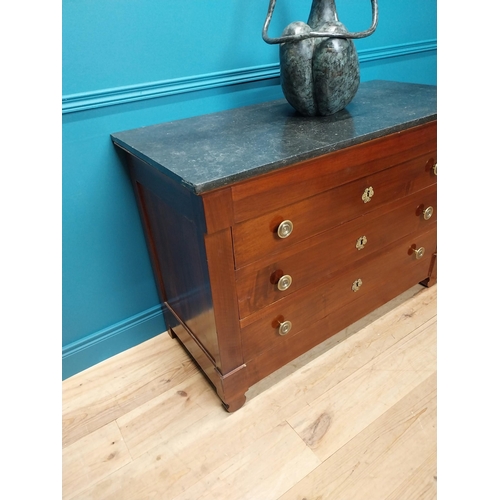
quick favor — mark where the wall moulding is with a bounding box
[62,304,165,379]
[62,39,436,115]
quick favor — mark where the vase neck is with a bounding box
[308,0,339,28]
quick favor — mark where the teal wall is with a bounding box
[62,0,437,379]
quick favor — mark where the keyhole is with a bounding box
[356,235,368,250]
[352,278,363,292]
[362,187,374,203]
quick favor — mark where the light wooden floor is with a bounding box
[62,284,437,500]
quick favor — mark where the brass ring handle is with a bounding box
[351,278,363,292]
[277,274,293,291]
[277,220,294,239]
[362,186,374,203]
[423,206,434,220]
[413,247,425,260]
[278,320,292,336]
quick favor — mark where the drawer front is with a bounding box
[240,227,436,361]
[231,121,437,223]
[236,185,437,318]
[232,152,437,268]
[244,261,436,388]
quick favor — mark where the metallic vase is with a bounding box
[263,0,379,116]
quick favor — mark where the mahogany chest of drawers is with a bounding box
[112,80,437,412]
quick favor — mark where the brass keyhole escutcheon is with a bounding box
[356,235,368,250]
[277,220,293,239]
[362,186,374,203]
[278,320,292,336]
[423,206,434,220]
[413,247,425,260]
[277,274,293,291]
[351,278,363,292]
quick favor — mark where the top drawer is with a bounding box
[230,121,437,223]
[232,151,437,268]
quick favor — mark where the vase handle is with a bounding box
[262,0,379,45]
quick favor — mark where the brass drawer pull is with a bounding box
[433,163,437,176]
[351,278,363,292]
[278,320,292,336]
[362,186,374,203]
[413,247,425,260]
[422,206,434,220]
[277,274,293,291]
[356,235,368,250]
[277,220,294,239]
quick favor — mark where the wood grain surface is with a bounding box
[63,284,437,500]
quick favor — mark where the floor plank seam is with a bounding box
[62,286,436,500]
[294,314,436,414]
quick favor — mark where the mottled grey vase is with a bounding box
[263,0,379,116]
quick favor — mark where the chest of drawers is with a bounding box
[112,80,437,412]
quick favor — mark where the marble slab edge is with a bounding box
[112,113,436,195]
[190,114,437,194]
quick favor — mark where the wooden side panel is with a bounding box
[127,155,248,409]
[138,185,221,365]
[231,121,437,222]
[129,155,206,231]
[127,155,221,367]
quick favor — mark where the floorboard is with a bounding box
[62,284,437,500]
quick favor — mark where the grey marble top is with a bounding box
[111,80,437,194]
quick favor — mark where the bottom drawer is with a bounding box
[240,227,436,362]
[244,245,436,387]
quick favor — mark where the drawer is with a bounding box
[231,121,437,223]
[232,152,437,268]
[235,185,437,318]
[244,252,436,387]
[240,227,436,361]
